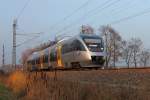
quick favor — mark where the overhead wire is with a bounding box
[108,0,137,18]
[57,0,121,35]
[16,35,40,47]
[109,7,150,25]
[88,0,136,25]
[16,0,32,20]
[15,0,44,47]
[61,0,146,35]
[16,32,43,36]
[49,0,92,30]
[16,0,150,43]
[55,0,115,34]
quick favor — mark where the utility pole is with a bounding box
[2,44,5,67]
[12,19,17,69]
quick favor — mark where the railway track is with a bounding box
[30,66,150,72]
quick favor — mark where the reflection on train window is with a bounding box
[50,49,57,61]
[62,39,85,54]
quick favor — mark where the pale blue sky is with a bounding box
[0,0,150,64]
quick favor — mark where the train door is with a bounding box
[57,45,63,67]
[40,51,44,69]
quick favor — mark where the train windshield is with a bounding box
[83,36,104,52]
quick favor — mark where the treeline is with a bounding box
[99,25,150,68]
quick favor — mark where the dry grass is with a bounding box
[6,71,27,98]
[3,68,150,100]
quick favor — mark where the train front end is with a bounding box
[80,34,105,67]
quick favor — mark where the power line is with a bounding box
[56,0,121,35]
[16,32,43,36]
[110,0,133,13]
[15,0,43,47]
[17,0,32,20]
[84,0,122,24]
[109,8,150,25]
[16,32,42,46]
[59,0,91,21]
[107,0,137,19]
[87,0,121,19]
[59,0,120,34]
[88,0,135,25]
[16,35,40,47]
[49,0,92,30]
[55,0,114,34]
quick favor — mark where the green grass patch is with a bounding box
[0,83,16,100]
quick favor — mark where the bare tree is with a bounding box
[100,25,109,68]
[122,40,133,68]
[140,49,150,67]
[100,25,122,68]
[128,38,143,68]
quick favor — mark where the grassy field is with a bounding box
[23,68,150,100]
[1,68,150,100]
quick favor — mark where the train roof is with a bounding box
[57,33,102,44]
[27,52,39,61]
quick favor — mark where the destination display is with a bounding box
[84,39,101,44]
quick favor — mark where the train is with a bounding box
[26,33,105,71]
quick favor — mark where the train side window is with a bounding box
[31,60,35,65]
[35,59,37,64]
[50,52,53,61]
[27,61,30,64]
[62,40,85,54]
[43,55,48,63]
[38,58,40,64]
[35,58,40,64]
[42,55,45,63]
[53,50,57,61]
[46,55,48,62]
[50,49,57,61]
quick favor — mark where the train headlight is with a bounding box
[101,47,104,50]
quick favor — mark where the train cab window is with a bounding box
[83,36,104,52]
[62,40,85,54]
[72,40,85,51]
